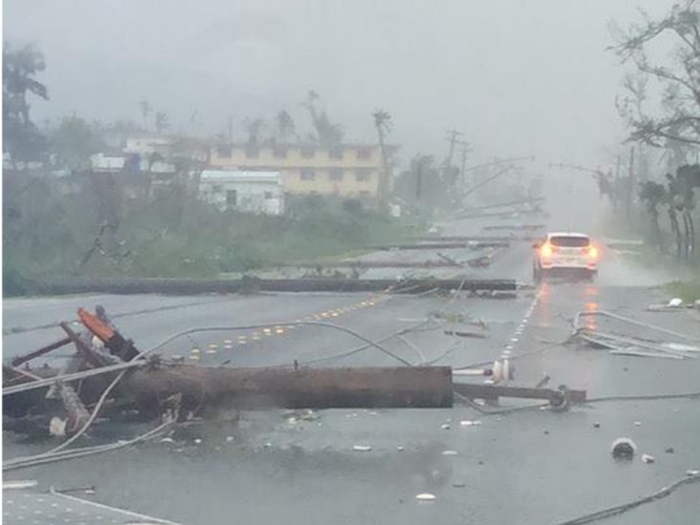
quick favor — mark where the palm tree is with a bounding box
[372,109,392,207]
[3,42,49,162]
[139,100,152,131]
[155,111,170,134]
[3,42,48,125]
[275,110,296,143]
[639,181,666,248]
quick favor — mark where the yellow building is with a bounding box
[209,143,394,199]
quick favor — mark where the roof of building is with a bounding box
[91,154,125,171]
[200,170,282,183]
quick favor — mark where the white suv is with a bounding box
[533,232,599,281]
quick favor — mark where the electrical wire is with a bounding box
[549,473,700,525]
[139,321,415,366]
[3,360,144,397]
[3,420,171,472]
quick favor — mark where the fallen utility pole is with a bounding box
[294,260,460,269]
[32,277,517,296]
[370,241,509,251]
[124,366,453,409]
[457,196,545,215]
[418,235,538,242]
[482,224,545,231]
[453,382,586,408]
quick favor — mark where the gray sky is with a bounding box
[3,0,672,167]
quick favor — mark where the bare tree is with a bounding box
[610,1,700,148]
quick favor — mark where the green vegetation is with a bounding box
[664,280,700,304]
[3,185,422,295]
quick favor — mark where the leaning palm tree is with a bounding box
[372,109,392,207]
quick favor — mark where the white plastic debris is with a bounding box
[641,454,655,464]
[442,450,458,456]
[687,470,699,476]
[194,438,202,444]
[397,446,405,452]
[415,493,436,502]
[353,445,372,452]
[49,417,67,438]
[225,436,234,443]
[634,421,642,427]
[668,298,683,307]
[460,420,483,427]
[3,480,38,490]
[441,423,451,430]
[160,437,175,443]
[611,438,637,459]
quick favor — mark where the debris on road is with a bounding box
[459,420,482,427]
[442,450,458,456]
[415,493,436,502]
[453,382,585,409]
[353,445,372,452]
[572,309,700,359]
[444,329,487,339]
[611,438,637,460]
[641,454,655,464]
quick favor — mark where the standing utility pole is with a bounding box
[227,115,233,143]
[445,129,463,168]
[626,146,636,222]
[457,141,471,190]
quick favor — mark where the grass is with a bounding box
[663,280,700,303]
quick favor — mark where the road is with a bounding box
[4,211,700,525]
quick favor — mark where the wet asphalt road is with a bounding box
[4,215,700,525]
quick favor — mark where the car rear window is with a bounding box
[550,236,590,247]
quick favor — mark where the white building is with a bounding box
[124,136,170,155]
[199,170,284,215]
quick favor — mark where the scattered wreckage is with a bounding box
[571,309,700,359]
[4,304,586,447]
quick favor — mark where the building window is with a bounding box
[301,169,315,181]
[329,147,343,160]
[356,147,371,160]
[355,169,372,182]
[216,145,233,158]
[245,145,259,159]
[300,145,316,159]
[226,189,238,206]
[272,146,288,159]
[264,191,273,199]
[329,168,343,181]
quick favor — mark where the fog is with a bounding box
[4,0,669,165]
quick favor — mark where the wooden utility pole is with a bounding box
[445,129,463,168]
[458,141,471,190]
[626,146,635,222]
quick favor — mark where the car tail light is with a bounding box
[541,243,554,257]
[586,245,599,259]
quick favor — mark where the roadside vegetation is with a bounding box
[3,188,420,296]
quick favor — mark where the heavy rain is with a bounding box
[2,2,700,524]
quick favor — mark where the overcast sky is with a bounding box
[4,0,673,168]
